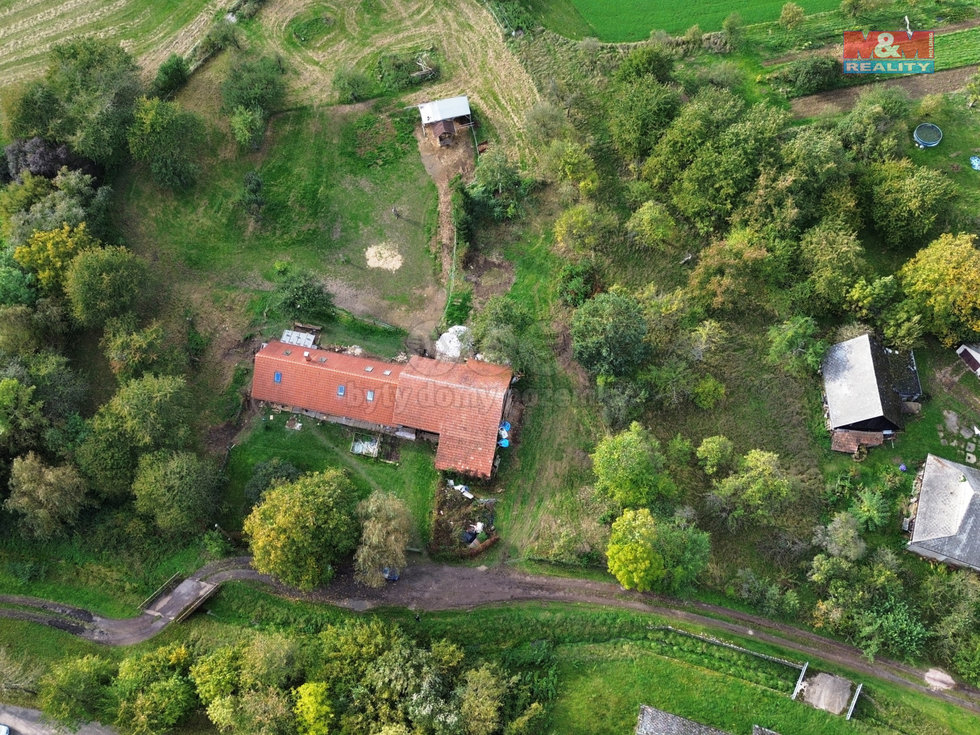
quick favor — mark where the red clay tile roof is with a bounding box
[394,356,512,478]
[251,343,512,477]
[251,342,402,426]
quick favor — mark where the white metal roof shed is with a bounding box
[418,96,471,124]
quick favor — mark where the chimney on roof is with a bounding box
[303,351,310,361]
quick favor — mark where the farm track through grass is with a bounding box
[0,0,220,87]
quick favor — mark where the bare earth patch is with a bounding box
[365,243,403,271]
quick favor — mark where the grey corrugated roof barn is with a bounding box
[908,454,980,571]
[822,334,921,433]
[634,706,730,735]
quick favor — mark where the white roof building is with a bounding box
[418,95,471,125]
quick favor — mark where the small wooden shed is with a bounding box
[418,95,473,146]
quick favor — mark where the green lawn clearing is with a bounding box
[529,0,840,40]
[225,415,438,544]
[118,104,439,314]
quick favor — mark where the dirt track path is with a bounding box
[792,66,977,117]
[4,558,980,714]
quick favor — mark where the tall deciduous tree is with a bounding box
[244,470,359,590]
[800,222,867,312]
[866,159,954,248]
[64,246,152,328]
[459,664,508,735]
[606,508,709,593]
[128,97,204,189]
[712,449,792,528]
[5,452,86,539]
[38,655,116,729]
[607,81,679,161]
[11,39,142,166]
[77,374,191,498]
[571,291,650,378]
[900,233,980,346]
[766,316,827,377]
[0,378,46,456]
[14,222,100,292]
[132,450,221,536]
[626,201,677,252]
[696,435,734,476]
[687,229,769,312]
[592,422,676,509]
[355,490,413,588]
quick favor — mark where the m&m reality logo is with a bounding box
[842,30,934,73]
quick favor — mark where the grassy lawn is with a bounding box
[225,415,439,544]
[527,0,840,39]
[908,94,980,221]
[0,531,205,618]
[118,103,439,310]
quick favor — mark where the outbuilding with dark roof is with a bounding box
[822,334,921,434]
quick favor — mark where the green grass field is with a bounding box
[0,0,215,88]
[225,415,439,543]
[528,0,840,39]
[118,103,438,309]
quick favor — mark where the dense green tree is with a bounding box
[11,39,142,165]
[14,222,100,292]
[459,664,508,735]
[607,81,679,161]
[355,490,414,587]
[77,374,191,498]
[3,81,60,142]
[835,86,909,162]
[851,486,889,531]
[800,222,867,312]
[275,273,335,321]
[571,291,650,378]
[102,318,185,382]
[114,644,195,735]
[333,66,373,103]
[712,449,792,528]
[152,54,190,98]
[626,201,677,252]
[2,167,112,248]
[606,508,709,593]
[899,233,980,346]
[687,229,769,312]
[554,202,620,253]
[294,681,333,735]
[614,44,674,84]
[696,435,734,476]
[591,422,676,508]
[38,655,116,729]
[0,250,38,306]
[721,12,745,48]
[766,316,827,377]
[468,150,525,220]
[230,105,265,150]
[5,452,87,540]
[779,2,804,29]
[0,378,46,456]
[642,87,744,192]
[469,296,543,375]
[866,159,955,248]
[814,511,867,561]
[64,246,152,328]
[542,139,598,199]
[244,469,360,590]
[128,96,205,189]
[244,458,301,507]
[671,105,788,234]
[132,450,221,536]
[222,56,286,114]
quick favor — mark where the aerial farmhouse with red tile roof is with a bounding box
[251,341,512,478]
